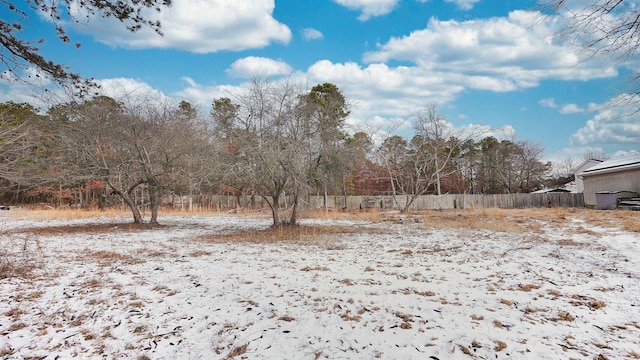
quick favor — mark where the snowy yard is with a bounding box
[1,209,639,359]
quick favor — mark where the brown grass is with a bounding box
[517,284,541,292]
[198,224,384,244]
[500,299,514,306]
[301,266,330,272]
[225,344,248,359]
[494,341,507,352]
[16,222,166,236]
[0,258,39,279]
[9,207,129,220]
[83,250,144,266]
[421,208,541,234]
[553,312,575,322]
[628,351,640,359]
[458,344,474,356]
[9,207,639,238]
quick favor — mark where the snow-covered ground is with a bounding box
[1,211,639,359]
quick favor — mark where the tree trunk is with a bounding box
[435,156,442,196]
[289,192,300,226]
[149,185,159,224]
[323,185,328,212]
[262,190,283,227]
[107,180,144,223]
[270,194,281,226]
[121,191,143,223]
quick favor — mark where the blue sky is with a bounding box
[2,0,639,163]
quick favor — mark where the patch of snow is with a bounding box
[1,214,638,359]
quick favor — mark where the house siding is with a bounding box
[574,159,602,193]
[582,168,640,206]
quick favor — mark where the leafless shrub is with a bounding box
[0,231,42,280]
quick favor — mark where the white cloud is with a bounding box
[174,77,243,106]
[332,0,399,21]
[69,0,291,53]
[96,78,171,106]
[559,103,584,114]
[226,57,293,78]
[363,11,618,91]
[444,0,480,11]
[539,98,557,108]
[612,149,639,158]
[571,94,640,146]
[542,99,603,114]
[302,28,324,41]
[306,60,464,119]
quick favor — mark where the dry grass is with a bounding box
[16,222,166,236]
[458,344,474,356]
[517,284,541,292]
[9,206,639,235]
[198,224,385,244]
[83,250,144,266]
[225,343,248,359]
[500,299,514,306]
[494,341,507,352]
[628,351,640,359]
[553,311,575,322]
[418,208,540,234]
[9,207,129,220]
[0,258,40,279]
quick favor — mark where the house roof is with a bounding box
[578,153,640,177]
[573,158,603,175]
[531,188,571,194]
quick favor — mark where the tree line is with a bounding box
[0,79,553,226]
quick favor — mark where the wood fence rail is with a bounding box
[169,193,585,211]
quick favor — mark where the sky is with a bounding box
[1,0,640,163]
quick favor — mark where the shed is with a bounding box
[578,154,640,207]
[594,190,638,210]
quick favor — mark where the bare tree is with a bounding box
[541,1,640,99]
[375,134,409,207]
[0,103,37,188]
[402,105,486,210]
[50,96,203,223]
[212,78,349,226]
[2,0,170,93]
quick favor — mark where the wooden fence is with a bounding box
[168,193,585,211]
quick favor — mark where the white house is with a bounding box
[578,154,640,207]
[573,159,603,193]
